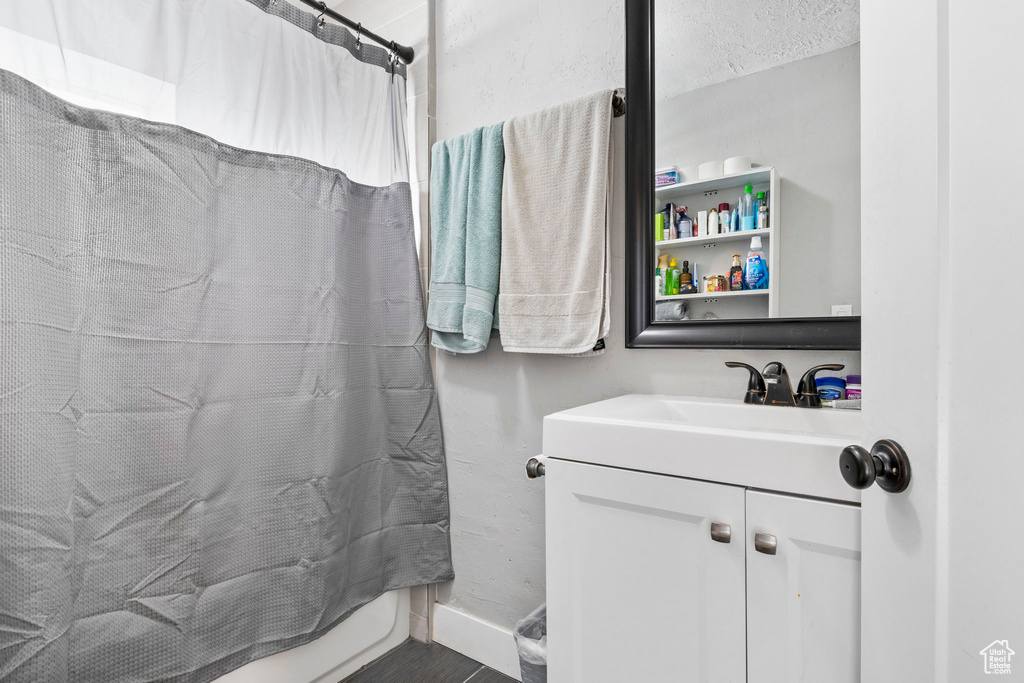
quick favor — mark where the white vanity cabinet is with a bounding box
[745,491,861,683]
[545,459,747,683]
[545,457,861,683]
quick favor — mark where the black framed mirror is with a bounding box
[624,0,861,350]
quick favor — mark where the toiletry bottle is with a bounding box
[654,267,663,297]
[679,261,698,294]
[657,253,670,295]
[718,203,730,234]
[817,377,846,403]
[655,212,665,242]
[665,203,678,239]
[697,210,708,237]
[756,191,768,229]
[845,375,862,399]
[677,206,693,239]
[743,236,769,290]
[731,200,740,232]
[707,207,718,236]
[729,254,743,291]
[668,258,681,295]
[741,185,755,231]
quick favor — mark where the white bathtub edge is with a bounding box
[214,588,410,683]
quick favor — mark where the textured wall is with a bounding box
[434,0,862,631]
[654,0,859,99]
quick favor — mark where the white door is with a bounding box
[861,1,1024,680]
[745,491,861,683]
[545,458,746,683]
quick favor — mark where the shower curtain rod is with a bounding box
[293,0,627,118]
[296,0,416,64]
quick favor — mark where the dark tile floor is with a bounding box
[342,639,518,683]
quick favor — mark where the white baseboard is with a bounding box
[432,604,522,681]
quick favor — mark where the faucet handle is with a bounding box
[796,364,846,408]
[725,362,766,405]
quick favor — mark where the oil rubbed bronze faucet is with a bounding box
[725,362,845,408]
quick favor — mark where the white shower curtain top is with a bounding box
[0,0,410,187]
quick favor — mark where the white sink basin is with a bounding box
[572,394,861,437]
[542,394,862,502]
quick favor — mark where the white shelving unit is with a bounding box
[656,228,773,250]
[658,289,769,302]
[654,167,780,318]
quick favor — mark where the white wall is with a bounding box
[942,0,1024,671]
[945,0,1024,675]
[434,0,861,631]
[656,44,861,318]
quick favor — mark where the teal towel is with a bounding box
[427,123,504,353]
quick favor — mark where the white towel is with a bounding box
[498,90,615,355]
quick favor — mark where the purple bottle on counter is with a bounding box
[845,375,862,399]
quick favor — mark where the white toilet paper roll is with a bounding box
[698,160,724,179]
[724,156,752,175]
[679,166,700,183]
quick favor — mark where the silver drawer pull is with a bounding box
[710,522,732,544]
[754,533,777,555]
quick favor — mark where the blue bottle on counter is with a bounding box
[816,376,846,402]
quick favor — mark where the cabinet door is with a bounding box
[546,459,746,683]
[746,491,861,683]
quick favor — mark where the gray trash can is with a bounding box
[514,603,547,683]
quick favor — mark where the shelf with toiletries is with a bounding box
[653,167,779,319]
[656,228,773,250]
[657,289,769,301]
[655,167,773,199]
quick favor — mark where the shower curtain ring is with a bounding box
[316,2,326,28]
[355,23,362,50]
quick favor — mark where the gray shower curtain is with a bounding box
[0,60,451,682]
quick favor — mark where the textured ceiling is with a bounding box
[655,0,859,101]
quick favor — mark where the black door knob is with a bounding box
[839,439,911,493]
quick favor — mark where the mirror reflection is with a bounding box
[653,0,860,322]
